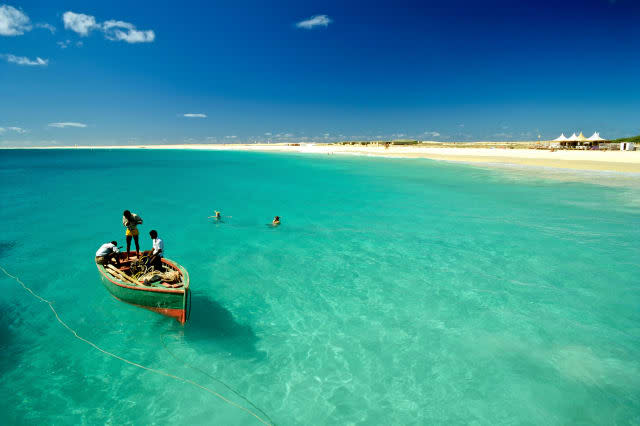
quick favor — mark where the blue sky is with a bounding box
[1,0,639,145]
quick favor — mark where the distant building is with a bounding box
[551,131,607,148]
[621,142,636,151]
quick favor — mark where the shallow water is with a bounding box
[0,149,639,425]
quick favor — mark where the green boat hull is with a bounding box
[96,257,190,323]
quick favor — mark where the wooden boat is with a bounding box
[96,252,191,324]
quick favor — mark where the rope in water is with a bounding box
[160,333,276,425]
[0,265,272,426]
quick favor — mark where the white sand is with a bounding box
[6,143,640,173]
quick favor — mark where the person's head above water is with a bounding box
[111,240,117,246]
[274,216,280,221]
[149,230,158,239]
[123,210,132,219]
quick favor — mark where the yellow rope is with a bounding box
[0,265,272,426]
[139,269,181,284]
[160,333,275,425]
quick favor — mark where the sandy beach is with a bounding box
[10,143,640,173]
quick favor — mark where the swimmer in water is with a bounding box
[209,210,232,223]
[272,216,280,226]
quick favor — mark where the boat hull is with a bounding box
[97,257,190,324]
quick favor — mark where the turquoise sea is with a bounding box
[1,149,639,425]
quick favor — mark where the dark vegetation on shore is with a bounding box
[613,135,640,143]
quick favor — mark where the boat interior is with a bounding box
[103,252,185,289]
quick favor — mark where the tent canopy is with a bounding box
[588,132,605,141]
[552,131,606,143]
[566,133,579,141]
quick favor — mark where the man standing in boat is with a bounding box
[122,210,143,260]
[143,230,164,271]
[95,241,120,266]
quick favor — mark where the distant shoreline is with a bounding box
[2,143,639,173]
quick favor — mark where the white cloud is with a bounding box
[296,14,331,29]
[63,11,98,36]
[36,23,55,33]
[48,122,87,128]
[0,5,31,36]
[103,20,154,43]
[62,12,155,43]
[225,135,237,139]
[0,126,28,135]
[424,131,440,137]
[493,132,512,139]
[264,132,272,136]
[183,113,207,118]
[2,54,48,66]
[57,39,71,49]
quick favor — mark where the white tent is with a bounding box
[553,133,568,142]
[567,133,579,141]
[576,132,588,142]
[587,132,605,141]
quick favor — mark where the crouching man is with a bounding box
[95,241,120,266]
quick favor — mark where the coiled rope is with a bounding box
[0,265,273,426]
